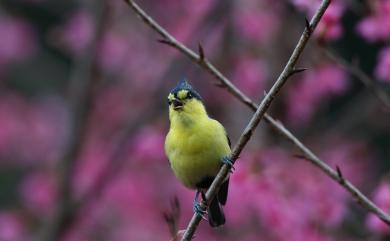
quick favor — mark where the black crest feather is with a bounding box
[170,78,202,101]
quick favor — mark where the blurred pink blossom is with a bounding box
[0,15,36,65]
[165,0,214,43]
[366,180,390,234]
[227,156,261,224]
[315,2,345,41]
[129,126,166,164]
[97,32,131,73]
[120,33,172,91]
[65,171,171,241]
[231,56,267,96]
[183,0,215,22]
[0,94,67,164]
[234,8,280,44]
[375,46,390,83]
[287,63,349,125]
[19,172,57,216]
[226,144,364,240]
[290,0,345,41]
[91,86,130,134]
[357,0,390,42]
[150,0,214,45]
[315,64,349,95]
[23,97,68,162]
[59,11,94,54]
[0,212,26,241]
[290,0,320,13]
[73,140,113,196]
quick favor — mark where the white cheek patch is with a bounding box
[168,93,175,101]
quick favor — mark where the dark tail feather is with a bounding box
[208,196,225,227]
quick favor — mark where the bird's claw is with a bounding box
[193,201,207,220]
[193,202,206,215]
[222,156,235,172]
[193,191,207,220]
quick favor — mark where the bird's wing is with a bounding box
[218,178,229,205]
[226,134,231,148]
[220,128,231,206]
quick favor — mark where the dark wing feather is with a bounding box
[218,133,231,206]
[218,178,229,205]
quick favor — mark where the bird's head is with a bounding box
[167,79,207,123]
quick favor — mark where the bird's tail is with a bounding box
[208,196,225,227]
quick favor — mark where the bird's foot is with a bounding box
[193,191,207,220]
[222,156,235,172]
[193,202,207,218]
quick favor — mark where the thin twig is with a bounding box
[163,197,181,241]
[124,0,390,239]
[320,45,390,110]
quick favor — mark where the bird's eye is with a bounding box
[167,99,172,105]
[187,92,193,99]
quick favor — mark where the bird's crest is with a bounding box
[176,78,192,90]
[170,78,202,101]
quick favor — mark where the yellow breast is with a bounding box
[165,118,230,189]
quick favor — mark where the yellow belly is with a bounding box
[165,119,230,189]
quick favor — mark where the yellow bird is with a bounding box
[165,79,233,227]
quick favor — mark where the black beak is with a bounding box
[172,99,183,110]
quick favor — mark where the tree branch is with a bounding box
[163,197,182,241]
[124,0,390,239]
